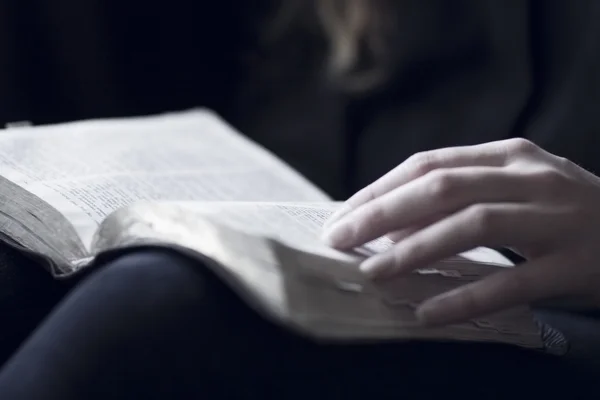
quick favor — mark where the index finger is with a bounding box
[325,141,512,228]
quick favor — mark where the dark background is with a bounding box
[0,0,272,363]
[0,0,254,126]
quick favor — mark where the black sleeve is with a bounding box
[520,0,600,173]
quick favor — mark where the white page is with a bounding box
[92,200,539,348]
[160,201,389,260]
[156,201,512,265]
[0,109,329,248]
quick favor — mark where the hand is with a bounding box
[321,138,600,326]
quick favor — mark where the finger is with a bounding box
[415,254,573,326]
[322,167,536,250]
[385,228,419,243]
[359,203,559,279]
[323,141,516,228]
[385,212,449,242]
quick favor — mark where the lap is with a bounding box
[1,248,599,399]
[0,244,69,364]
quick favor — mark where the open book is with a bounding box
[0,109,565,352]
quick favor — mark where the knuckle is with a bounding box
[348,204,390,242]
[464,205,495,237]
[528,168,571,199]
[354,185,378,205]
[360,204,389,229]
[426,170,457,201]
[407,151,438,177]
[553,155,579,174]
[532,167,566,188]
[337,217,361,244]
[505,138,539,156]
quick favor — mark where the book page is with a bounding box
[146,201,388,261]
[0,109,329,249]
[0,175,87,273]
[139,201,512,266]
[91,201,543,349]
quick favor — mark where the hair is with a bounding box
[266,0,394,92]
[316,0,392,91]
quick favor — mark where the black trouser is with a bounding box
[0,249,598,399]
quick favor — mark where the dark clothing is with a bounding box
[0,249,599,399]
[234,0,600,197]
[1,0,600,389]
[0,245,70,364]
[0,1,599,198]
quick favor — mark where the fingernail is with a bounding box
[323,204,352,229]
[320,222,351,249]
[359,255,391,278]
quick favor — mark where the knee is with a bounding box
[102,249,198,278]
[95,249,209,312]
[88,249,244,335]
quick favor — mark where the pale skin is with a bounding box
[321,138,600,327]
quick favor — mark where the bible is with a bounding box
[0,109,565,352]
